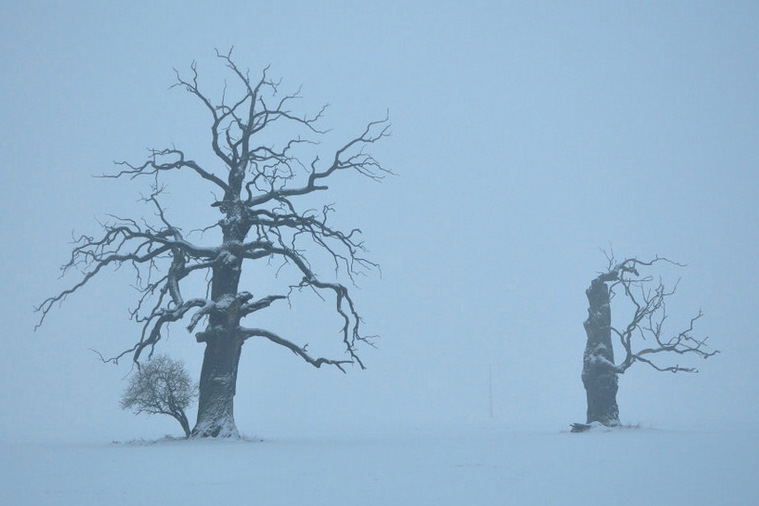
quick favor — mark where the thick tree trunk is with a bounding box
[192,331,242,438]
[581,275,620,426]
[191,245,245,438]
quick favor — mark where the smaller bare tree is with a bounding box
[121,355,198,438]
[577,255,718,430]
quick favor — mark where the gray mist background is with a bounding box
[1,1,757,441]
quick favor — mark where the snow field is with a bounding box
[2,425,756,505]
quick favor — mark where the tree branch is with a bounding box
[106,148,229,192]
[239,327,353,372]
[601,255,718,374]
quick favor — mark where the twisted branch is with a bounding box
[603,256,718,374]
[36,49,388,373]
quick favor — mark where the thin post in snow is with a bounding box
[488,364,493,419]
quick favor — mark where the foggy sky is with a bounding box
[1,0,757,442]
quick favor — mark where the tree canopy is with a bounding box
[37,49,391,437]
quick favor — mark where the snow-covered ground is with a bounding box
[2,424,756,505]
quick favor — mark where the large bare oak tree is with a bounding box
[578,256,718,429]
[37,50,390,438]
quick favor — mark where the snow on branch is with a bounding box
[239,327,353,372]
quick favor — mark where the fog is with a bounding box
[1,1,757,443]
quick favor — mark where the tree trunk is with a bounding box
[192,331,242,438]
[191,247,245,438]
[175,410,192,439]
[581,275,620,426]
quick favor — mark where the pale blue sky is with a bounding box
[1,0,757,440]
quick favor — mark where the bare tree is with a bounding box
[121,354,197,438]
[36,49,391,438]
[577,255,718,429]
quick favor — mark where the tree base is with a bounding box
[570,421,630,433]
[570,423,592,433]
[191,418,240,439]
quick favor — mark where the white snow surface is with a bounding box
[2,424,756,505]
